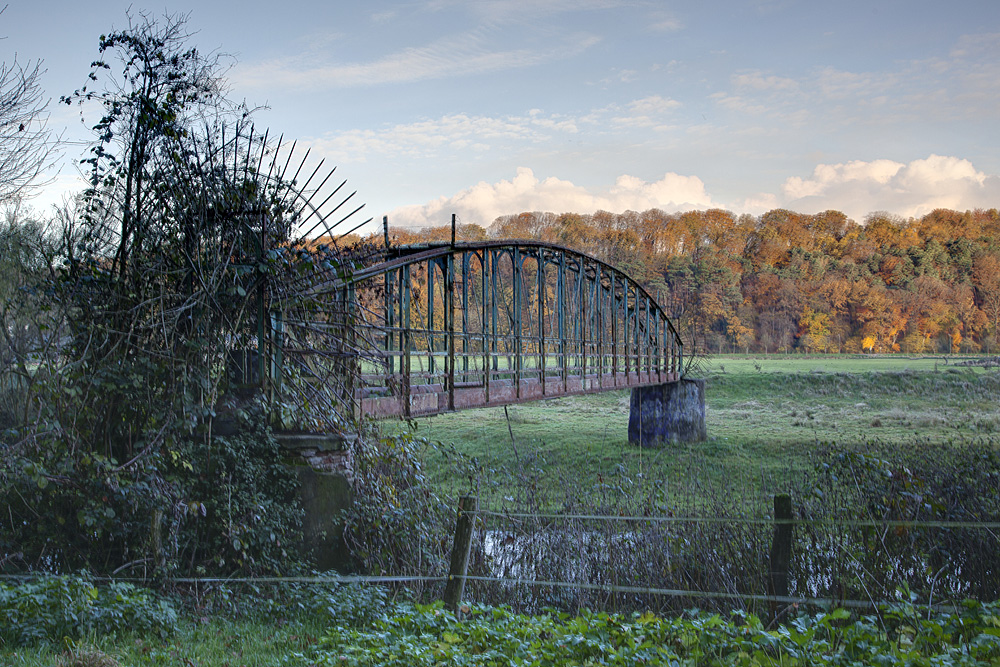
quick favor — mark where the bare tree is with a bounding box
[0,43,55,202]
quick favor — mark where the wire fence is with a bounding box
[3,493,997,621]
[442,494,1000,618]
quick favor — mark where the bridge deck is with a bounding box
[361,369,680,417]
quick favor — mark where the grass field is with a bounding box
[386,354,1000,503]
[0,617,330,667]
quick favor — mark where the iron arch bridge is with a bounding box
[268,240,684,427]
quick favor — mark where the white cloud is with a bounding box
[709,91,769,115]
[611,95,682,129]
[777,155,1000,220]
[738,192,780,214]
[628,95,682,115]
[303,112,579,163]
[715,31,1000,126]
[386,167,719,228]
[814,66,886,99]
[386,155,1000,230]
[647,10,683,32]
[598,68,639,84]
[430,0,632,24]
[731,71,799,92]
[233,30,601,90]
[370,9,397,23]
[897,154,986,188]
[782,159,904,199]
[949,32,1000,60]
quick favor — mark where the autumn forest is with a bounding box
[374,207,1000,356]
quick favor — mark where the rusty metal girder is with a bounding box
[302,240,686,420]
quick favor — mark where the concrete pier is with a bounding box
[276,432,356,570]
[628,378,706,446]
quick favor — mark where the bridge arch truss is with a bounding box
[294,240,684,420]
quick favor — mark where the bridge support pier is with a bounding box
[628,378,706,446]
[277,433,356,570]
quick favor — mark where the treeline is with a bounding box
[369,207,1000,355]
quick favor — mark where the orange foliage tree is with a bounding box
[375,204,998,355]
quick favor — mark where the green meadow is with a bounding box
[390,355,1000,501]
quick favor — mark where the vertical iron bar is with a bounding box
[427,260,435,377]
[678,333,683,378]
[611,273,618,387]
[482,250,490,402]
[630,286,636,381]
[558,251,567,393]
[347,282,358,422]
[269,309,283,412]
[623,281,629,382]
[490,250,498,374]
[462,251,470,380]
[396,266,403,381]
[644,296,650,381]
[257,218,267,396]
[446,252,455,411]
[385,270,395,376]
[595,265,602,387]
[664,319,670,380]
[629,289,634,381]
[384,216,393,375]
[655,315,662,383]
[579,262,587,388]
[402,264,412,417]
[670,322,675,379]
[537,250,545,394]
[633,287,639,380]
[513,247,522,399]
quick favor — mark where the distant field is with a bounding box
[384,354,1000,503]
[696,353,993,375]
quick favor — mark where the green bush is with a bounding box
[173,411,304,575]
[802,439,1000,602]
[0,575,177,647]
[276,581,389,626]
[1,408,304,577]
[1,431,170,574]
[339,432,456,580]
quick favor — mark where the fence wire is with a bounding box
[457,502,1000,615]
[3,504,997,617]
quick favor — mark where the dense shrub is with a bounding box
[0,574,177,646]
[1,408,304,577]
[172,412,304,575]
[465,454,776,615]
[339,432,458,585]
[800,439,1000,602]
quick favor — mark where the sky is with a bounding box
[4,0,1000,235]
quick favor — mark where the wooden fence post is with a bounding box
[443,495,478,613]
[769,493,793,623]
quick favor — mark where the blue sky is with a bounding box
[5,0,1000,233]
